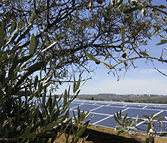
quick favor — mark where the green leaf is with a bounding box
[123,113,128,123]
[42,41,57,53]
[48,95,53,113]
[116,0,123,7]
[147,123,152,133]
[121,25,125,44]
[140,51,149,57]
[76,125,87,138]
[10,20,16,34]
[141,8,147,17]
[28,90,38,101]
[8,54,18,78]
[43,121,59,132]
[116,127,126,135]
[29,34,36,55]
[137,118,144,122]
[104,52,110,61]
[74,76,81,93]
[86,52,101,64]
[0,22,5,45]
[143,114,149,120]
[0,52,7,65]
[103,62,115,69]
[20,123,35,138]
[51,95,56,112]
[124,7,139,14]
[63,89,68,106]
[17,18,23,29]
[73,75,76,93]
[5,30,19,46]
[145,138,149,143]
[159,133,167,137]
[26,61,46,73]
[165,116,167,120]
[156,40,167,45]
[30,11,37,23]
[114,113,122,126]
[155,5,167,9]
[34,75,38,89]
[42,94,46,106]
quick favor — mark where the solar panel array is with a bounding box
[66,99,167,132]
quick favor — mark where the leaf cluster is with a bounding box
[114,110,167,143]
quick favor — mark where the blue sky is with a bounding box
[79,34,167,95]
[57,36,167,95]
[57,0,167,95]
[80,66,167,95]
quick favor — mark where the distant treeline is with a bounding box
[77,94,167,104]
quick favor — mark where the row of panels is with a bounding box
[67,100,167,132]
[69,110,167,132]
[67,100,167,110]
[71,104,167,120]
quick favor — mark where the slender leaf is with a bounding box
[121,25,125,44]
[103,62,115,69]
[104,52,110,61]
[157,39,167,45]
[143,114,149,120]
[86,52,101,64]
[10,20,16,34]
[140,51,149,57]
[42,41,57,53]
[29,34,36,55]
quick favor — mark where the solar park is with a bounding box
[63,99,167,132]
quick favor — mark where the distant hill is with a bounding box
[77,93,167,104]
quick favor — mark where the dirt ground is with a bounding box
[54,125,167,143]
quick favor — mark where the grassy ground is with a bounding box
[54,125,167,143]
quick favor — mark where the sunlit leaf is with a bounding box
[29,33,36,55]
[124,7,138,14]
[75,76,81,93]
[103,62,115,69]
[143,114,149,119]
[140,51,149,57]
[142,8,147,16]
[104,52,110,61]
[10,20,16,34]
[156,40,167,45]
[86,52,101,64]
[30,11,37,23]
[121,25,125,44]
[42,41,57,53]
[116,0,123,7]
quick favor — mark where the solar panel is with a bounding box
[95,116,118,128]
[145,106,167,110]
[72,104,100,111]
[137,121,167,132]
[65,99,167,133]
[68,103,79,108]
[125,105,145,109]
[155,111,167,120]
[84,113,109,124]
[91,106,125,115]
[123,109,160,118]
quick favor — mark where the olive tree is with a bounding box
[106,0,167,143]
